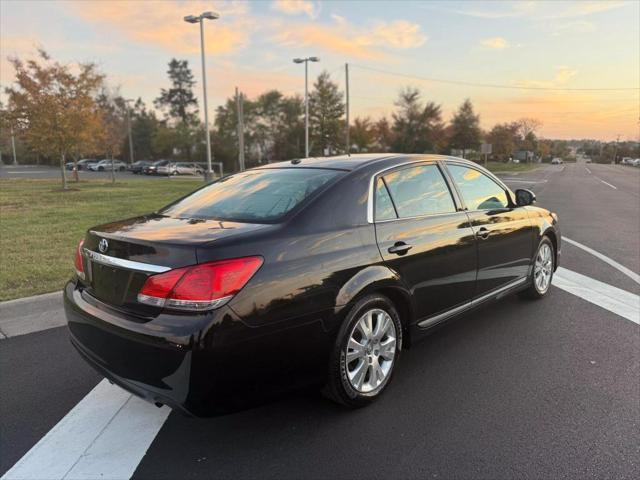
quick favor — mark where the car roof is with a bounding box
[254,153,479,171]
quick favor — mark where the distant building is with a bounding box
[514,150,535,162]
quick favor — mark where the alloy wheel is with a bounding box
[534,243,553,293]
[345,308,397,393]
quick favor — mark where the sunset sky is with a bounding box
[1,0,638,141]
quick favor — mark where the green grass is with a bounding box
[482,161,538,173]
[0,178,202,301]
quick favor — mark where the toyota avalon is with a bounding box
[64,154,560,415]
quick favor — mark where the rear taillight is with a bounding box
[137,256,263,311]
[74,239,85,280]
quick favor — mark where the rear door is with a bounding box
[373,161,478,321]
[444,162,534,296]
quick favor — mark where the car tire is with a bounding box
[323,293,402,408]
[98,167,104,171]
[520,236,555,300]
[172,171,178,176]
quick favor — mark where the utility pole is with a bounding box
[125,99,134,165]
[612,134,620,164]
[345,63,350,155]
[10,128,17,165]
[236,87,245,172]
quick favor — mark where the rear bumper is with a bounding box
[64,281,333,415]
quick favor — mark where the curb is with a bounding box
[0,290,65,339]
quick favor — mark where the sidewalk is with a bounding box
[0,291,65,339]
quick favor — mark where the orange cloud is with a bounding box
[480,37,509,49]
[273,17,426,60]
[271,0,318,19]
[515,66,578,89]
[63,0,252,55]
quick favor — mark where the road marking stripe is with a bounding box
[501,179,548,184]
[585,167,591,174]
[563,237,640,285]
[594,177,617,189]
[1,380,170,480]
[553,267,639,324]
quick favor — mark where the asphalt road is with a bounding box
[1,162,638,479]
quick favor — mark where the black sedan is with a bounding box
[128,160,153,174]
[64,154,560,415]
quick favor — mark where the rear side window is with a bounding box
[159,168,343,223]
[375,178,396,221]
[447,164,509,210]
[378,164,456,219]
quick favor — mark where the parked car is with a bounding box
[65,159,99,171]
[144,159,170,175]
[128,160,153,174]
[551,158,563,165]
[632,159,640,167]
[169,162,204,176]
[585,158,592,163]
[89,160,127,172]
[66,154,561,416]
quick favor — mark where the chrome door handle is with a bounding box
[476,227,490,239]
[388,242,413,255]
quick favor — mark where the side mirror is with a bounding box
[515,189,536,206]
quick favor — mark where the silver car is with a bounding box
[89,160,127,172]
[169,162,203,176]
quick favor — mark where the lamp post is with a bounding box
[125,98,134,165]
[185,11,219,182]
[293,56,319,158]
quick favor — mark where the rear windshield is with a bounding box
[159,168,343,223]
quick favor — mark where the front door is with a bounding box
[444,162,534,296]
[373,162,477,321]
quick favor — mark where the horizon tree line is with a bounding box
[2,50,637,189]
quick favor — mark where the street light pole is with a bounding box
[293,56,319,158]
[185,11,219,182]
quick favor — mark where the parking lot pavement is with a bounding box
[1,162,639,480]
[0,164,204,181]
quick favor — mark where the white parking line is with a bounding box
[553,267,639,324]
[1,380,170,480]
[585,167,591,174]
[595,177,617,189]
[563,237,640,285]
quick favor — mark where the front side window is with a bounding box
[447,164,509,210]
[160,168,343,223]
[380,164,456,218]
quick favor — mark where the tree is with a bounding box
[391,87,443,153]
[95,92,128,182]
[373,117,393,152]
[486,122,520,161]
[154,59,199,124]
[448,99,481,158]
[127,99,160,160]
[309,71,345,156]
[5,49,104,189]
[349,117,375,152]
[154,59,199,161]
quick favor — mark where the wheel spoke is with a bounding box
[373,314,390,341]
[346,338,365,363]
[349,359,367,389]
[379,338,396,360]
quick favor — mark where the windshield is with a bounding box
[159,168,343,223]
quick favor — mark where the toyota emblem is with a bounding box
[98,239,109,253]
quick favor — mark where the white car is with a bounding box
[551,158,563,165]
[89,160,127,172]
